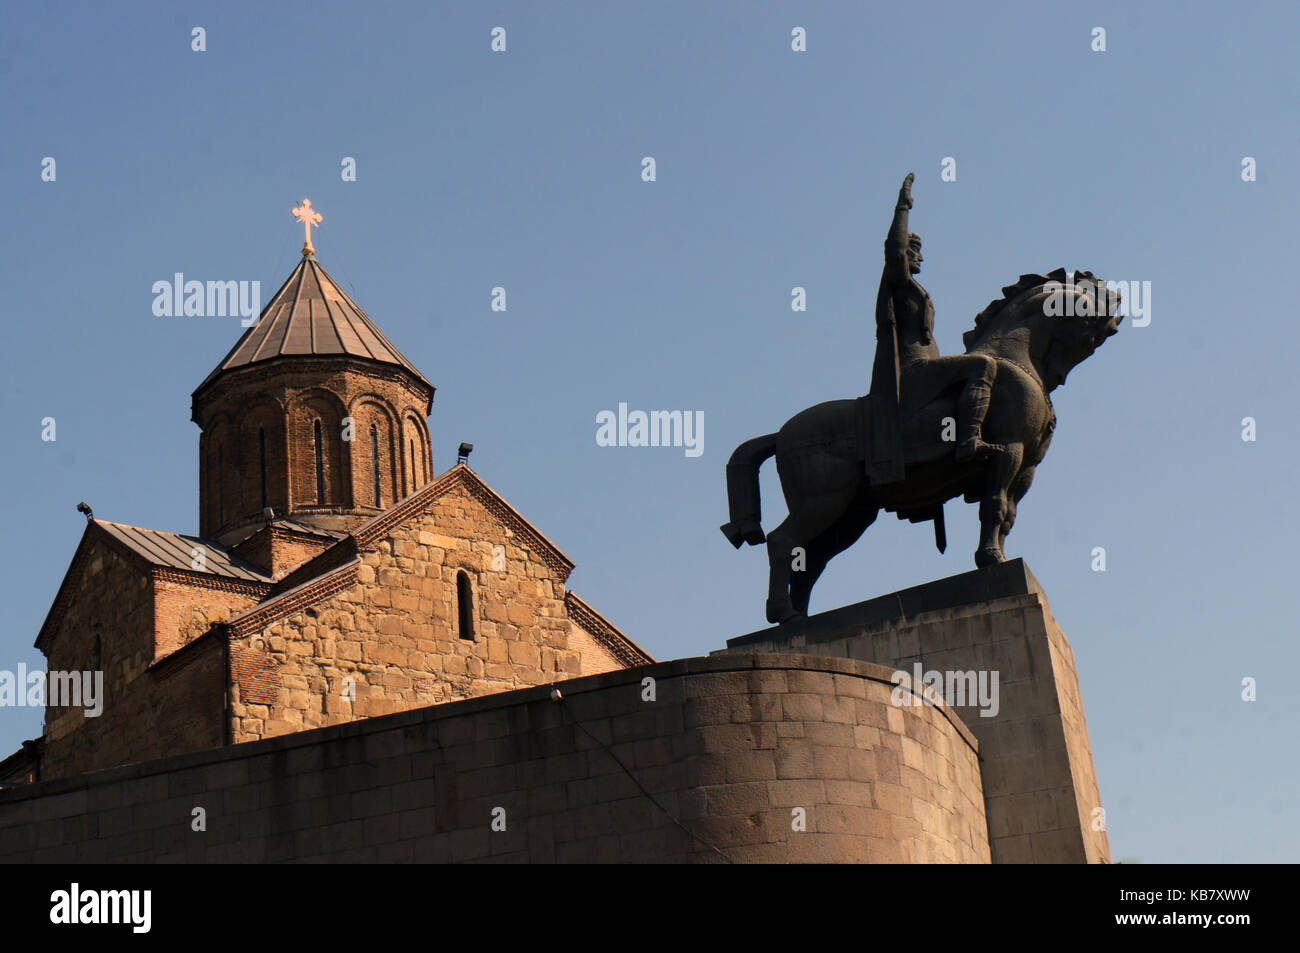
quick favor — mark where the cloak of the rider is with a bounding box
[865,275,906,484]
[865,274,947,551]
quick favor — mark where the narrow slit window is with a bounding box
[370,424,381,507]
[457,571,475,640]
[409,438,416,493]
[313,419,325,503]
[259,428,268,510]
[217,447,224,526]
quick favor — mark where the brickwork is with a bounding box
[195,358,433,545]
[0,655,988,863]
[152,575,262,659]
[566,624,626,676]
[231,524,339,579]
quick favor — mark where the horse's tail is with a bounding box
[720,433,778,548]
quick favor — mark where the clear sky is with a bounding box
[2,0,1296,863]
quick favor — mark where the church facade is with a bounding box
[2,245,650,784]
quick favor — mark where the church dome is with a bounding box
[192,226,435,546]
[191,254,432,405]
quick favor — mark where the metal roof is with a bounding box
[96,521,272,582]
[193,255,432,396]
[228,518,349,548]
[269,518,348,538]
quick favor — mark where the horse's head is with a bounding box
[964,268,1122,391]
[1037,270,1122,390]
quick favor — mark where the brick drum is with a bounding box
[194,359,433,546]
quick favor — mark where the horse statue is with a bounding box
[721,263,1122,625]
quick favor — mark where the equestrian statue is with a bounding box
[721,173,1122,624]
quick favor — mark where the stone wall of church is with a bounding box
[39,542,229,781]
[0,655,989,863]
[226,483,617,742]
[40,540,152,779]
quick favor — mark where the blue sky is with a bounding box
[2,0,1297,862]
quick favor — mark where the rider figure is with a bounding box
[878,173,997,462]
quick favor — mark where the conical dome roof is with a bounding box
[193,255,432,401]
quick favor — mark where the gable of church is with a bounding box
[32,527,237,779]
[220,465,649,742]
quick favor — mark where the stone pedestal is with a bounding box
[720,559,1110,863]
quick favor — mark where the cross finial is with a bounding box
[291,198,323,256]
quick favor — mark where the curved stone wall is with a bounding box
[0,653,988,863]
[663,653,988,862]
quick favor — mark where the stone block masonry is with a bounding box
[0,654,988,863]
[225,478,635,742]
[723,559,1111,863]
[28,465,648,783]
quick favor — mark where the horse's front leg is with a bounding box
[765,525,796,624]
[766,459,859,624]
[975,444,1023,568]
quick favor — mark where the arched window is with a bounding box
[294,395,345,507]
[313,419,325,503]
[370,424,381,506]
[403,416,427,494]
[456,571,475,640]
[258,428,268,510]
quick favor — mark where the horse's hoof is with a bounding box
[778,611,807,628]
[974,546,1004,568]
[720,522,745,548]
[721,520,765,548]
[766,599,799,625]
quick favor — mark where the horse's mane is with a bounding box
[962,266,1093,351]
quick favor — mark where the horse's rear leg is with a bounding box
[976,444,1024,567]
[997,464,1036,552]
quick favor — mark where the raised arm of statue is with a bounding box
[883,172,914,289]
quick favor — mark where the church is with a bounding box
[0,204,651,784]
